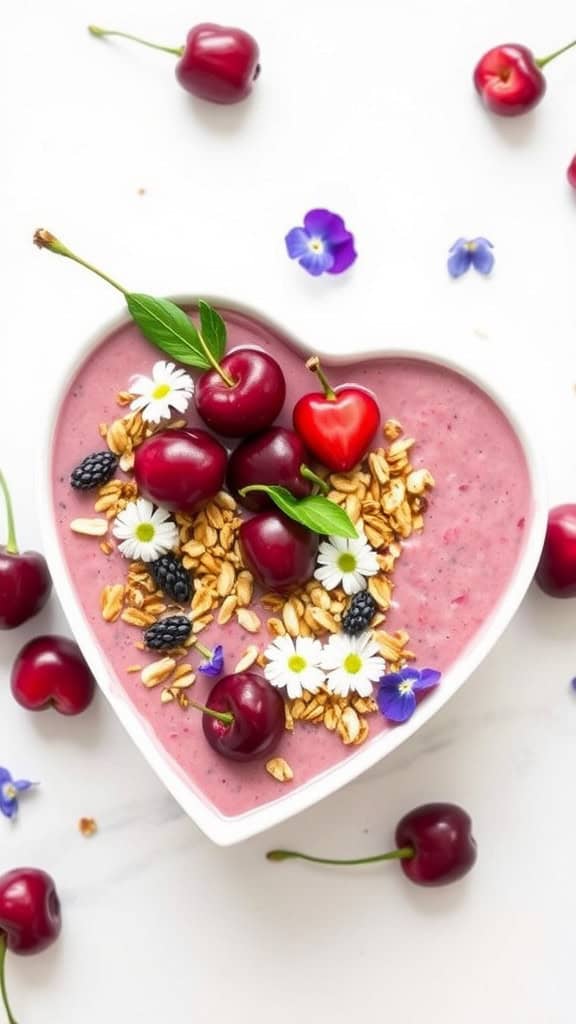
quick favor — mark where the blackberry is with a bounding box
[149,553,191,604]
[341,591,377,635]
[144,615,192,651]
[70,451,118,490]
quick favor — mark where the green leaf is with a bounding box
[240,485,358,539]
[126,293,211,369]
[198,299,227,362]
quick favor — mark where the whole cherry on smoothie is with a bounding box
[228,427,326,511]
[474,38,576,116]
[11,635,96,715]
[0,867,62,1024]
[134,429,227,513]
[0,471,52,629]
[195,672,285,762]
[240,511,318,592]
[293,357,380,473]
[195,348,286,438]
[267,803,477,887]
[535,504,576,597]
[88,22,260,104]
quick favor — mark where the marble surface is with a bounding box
[2,0,576,1020]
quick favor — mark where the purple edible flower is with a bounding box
[285,209,357,277]
[447,237,494,278]
[377,667,441,724]
[0,766,36,820]
[198,644,224,677]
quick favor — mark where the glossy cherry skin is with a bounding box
[196,349,286,438]
[0,548,51,629]
[293,386,380,473]
[395,803,477,887]
[239,512,318,592]
[175,23,260,104]
[473,44,545,116]
[0,868,61,955]
[203,672,284,761]
[535,504,576,597]
[228,427,312,511]
[134,428,227,513]
[11,635,96,715]
[567,156,576,189]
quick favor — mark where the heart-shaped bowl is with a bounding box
[40,297,547,846]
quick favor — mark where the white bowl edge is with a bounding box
[39,295,548,846]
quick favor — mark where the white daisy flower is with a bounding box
[314,532,379,595]
[112,499,178,562]
[321,631,386,698]
[263,635,326,700]
[129,360,194,424]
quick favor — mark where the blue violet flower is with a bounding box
[197,643,224,677]
[377,667,442,724]
[0,766,36,820]
[447,238,494,278]
[285,209,357,277]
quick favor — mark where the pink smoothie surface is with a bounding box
[51,306,532,817]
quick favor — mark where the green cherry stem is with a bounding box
[537,39,576,68]
[88,25,184,58]
[187,699,234,726]
[299,464,329,495]
[0,935,18,1024]
[33,229,236,389]
[195,336,235,388]
[305,356,337,401]
[33,230,128,296]
[266,846,414,866]
[0,471,19,556]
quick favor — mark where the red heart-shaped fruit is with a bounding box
[11,635,96,715]
[293,360,380,472]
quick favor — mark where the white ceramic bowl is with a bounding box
[40,297,547,846]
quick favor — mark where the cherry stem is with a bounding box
[195,333,235,388]
[299,464,329,495]
[88,25,184,58]
[0,471,19,556]
[266,846,414,866]
[187,699,234,726]
[33,229,128,296]
[537,39,576,68]
[0,935,18,1024]
[305,356,337,401]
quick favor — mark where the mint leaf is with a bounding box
[126,293,211,369]
[240,485,358,539]
[198,299,227,361]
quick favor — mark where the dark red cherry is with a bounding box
[195,348,286,438]
[228,427,312,511]
[239,512,318,592]
[134,428,227,513]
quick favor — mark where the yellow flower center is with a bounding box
[288,654,307,673]
[398,680,413,696]
[135,523,155,543]
[152,383,171,400]
[465,241,476,252]
[338,552,357,573]
[344,653,362,674]
[3,784,16,801]
[309,238,324,254]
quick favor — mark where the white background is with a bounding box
[2,0,576,1020]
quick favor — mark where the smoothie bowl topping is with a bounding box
[67,355,438,773]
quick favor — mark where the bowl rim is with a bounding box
[39,295,548,846]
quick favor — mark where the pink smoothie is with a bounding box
[51,306,532,816]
